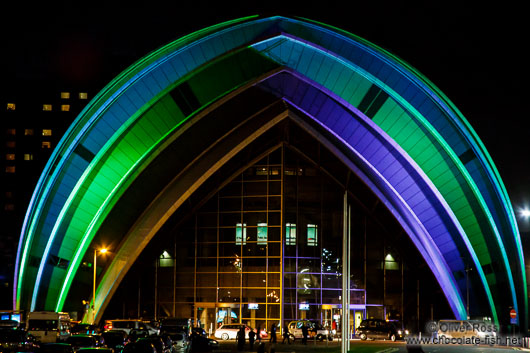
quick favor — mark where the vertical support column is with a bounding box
[341,191,350,353]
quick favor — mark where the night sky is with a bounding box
[3,1,529,230]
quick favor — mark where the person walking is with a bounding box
[236,325,246,351]
[270,323,277,343]
[256,325,261,343]
[248,328,256,351]
[282,324,290,344]
[301,323,308,345]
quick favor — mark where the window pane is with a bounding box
[307,224,318,246]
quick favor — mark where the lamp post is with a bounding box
[92,248,108,324]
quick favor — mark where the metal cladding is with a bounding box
[14,16,526,327]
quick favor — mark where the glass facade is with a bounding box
[148,144,433,335]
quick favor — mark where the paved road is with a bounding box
[212,338,529,353]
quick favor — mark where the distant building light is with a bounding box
[42,129,52,136]
[6,141,15,148]
[7,103,16,110]
[24,129,34,136]
[42,141,51,149]
[24,154,33,161]
[61,104,70,112]
[6,128,16,135]
[79,92,88,99]
[43,104,52,111]
[61,92,70,99]
[5,166,16,173]
[5,154,15,161]
[4,204,15,211]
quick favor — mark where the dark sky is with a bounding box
[2,1,529,227]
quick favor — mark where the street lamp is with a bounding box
[521,208,530,218]
[92,248,108,324]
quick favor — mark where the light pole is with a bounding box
[92,248,108,324]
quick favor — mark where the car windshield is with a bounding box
[28,319,58,331]
[67,336,95,346]
[171,333,184,341]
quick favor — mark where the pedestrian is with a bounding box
[249,328,256,351]
[301,323,308,345]
[282,324,290,344]
[256,325,261,343]
[270,323,277,343]
[236,325,246,351]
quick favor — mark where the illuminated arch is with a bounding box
[15,16,526,327]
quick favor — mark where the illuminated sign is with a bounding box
[299,303,309,310]
[249,303,259,309]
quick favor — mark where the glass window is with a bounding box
[236,223,247,245]
[6,141,15,148]
[24,129,34,136]
[61,104,70,112]
[79,92,88,99]
[42,141,51,149]
[307,224,318,246]
[61,92,70,99]
[42,129,52,136]
[4,204,15,211]
[7,103,15,110]
[286,223,296,245]
[43,104,52,111]
[23,154,33,161]
[257,223,267,244]
[5,166,15,173]
[5,154,15,161]
[6,128,16,135]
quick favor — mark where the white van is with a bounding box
[26,311,71,343]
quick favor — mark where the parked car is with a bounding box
[168,332,190,353]
[101,330,127,352]
[122,339,157,353]
[66,334,100,351]
[357,319,405,341]
[71,323,99,335]
[213,324,267,340]
[0,328,39,352]
[137,336,171,353]
[39,342,75,353]
[287,320,333,341]
[104,320,158,336]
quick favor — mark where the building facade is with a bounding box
[13,16,526,332]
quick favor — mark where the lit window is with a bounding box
[256,167,268,175]
[6,141,15,148]
[61,92,70,99]
[24,129,34,136]
[236,223,247,245]
[6,128,16,135]
[42,129,52,136]
[307,224,318,246]
[61,104,70,112]
[7,103,16,110]
[6,154,15,161]
[5,191,13,198]
[4,204,15,211]
[257,223,268,244]
[24,154,33,161]
[42,141,51,149]
[5,166,15,173]
[79,92,88,99]
[286,223,297,245]
[43,104,52,111]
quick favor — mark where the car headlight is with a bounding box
[405,330,409,335]
[332,329,336,334]
[398,330,402,335]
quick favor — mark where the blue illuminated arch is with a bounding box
[14,16,526,327]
